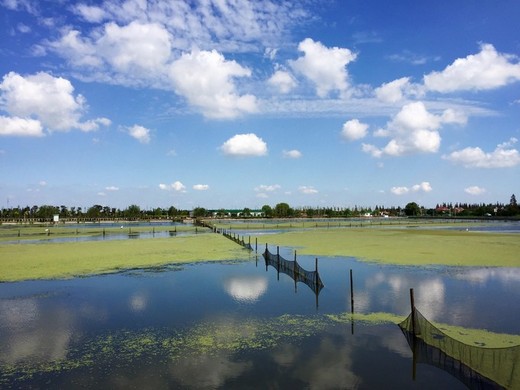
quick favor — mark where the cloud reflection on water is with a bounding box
[0,298,73,365]
[223,275,268,303]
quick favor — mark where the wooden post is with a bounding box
[255,237,258,252]
[350,269,355,335]
[350,269,354,314]
[410,288,416,335]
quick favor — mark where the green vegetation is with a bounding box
[0,234,249,282]
[254,228,520,267]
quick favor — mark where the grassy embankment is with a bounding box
[1,224,519,282]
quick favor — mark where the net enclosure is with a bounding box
[263,247,324,295]
[399,308,520,389]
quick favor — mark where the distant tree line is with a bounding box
[1,194,518,222]
[0,204,190,221]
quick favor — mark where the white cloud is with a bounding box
[290,38,356,98]
[255,184,280,192]
[105,186,119,191]
[282,149,302,159]
[424,43,520,92]
[375,77,413,103]
[16,23,30,33]
[169,49,257,119]
[39,180,47,187]
[193,184,209,191]
[220,133,267,157]
[443,138,520,168]
[391,181,432,195]
[411,182,432,192]
[0,71,110,134]
[465,186,486,195]
[256,193,269,199]
[268,70,297,94]
[298,185,318,194]
[362,102,466,157]
[159,181,186,192]
[341,119,368,141]
[50,21,173,82]
[72,4,107,23]
[98,21,172,75]
[126,125,151,144]
[0,116,43,137]
[390,186,409,195]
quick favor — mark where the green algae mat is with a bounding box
[255,228,520,267]
[0,234,249,282]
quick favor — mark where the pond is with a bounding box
[1,248,519,389]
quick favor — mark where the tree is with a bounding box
[404,202,421,216]
[242,207,252,218]
[86,205,103,219]
[192,207,206,218]
[274,202,293,218]
[125,204,141,220]
[261,205,273,218]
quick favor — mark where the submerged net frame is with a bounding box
[263,246,324,295]
[399,307,520,389]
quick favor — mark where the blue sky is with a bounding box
[1,0,519,211]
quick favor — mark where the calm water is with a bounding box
[1,246,519,389]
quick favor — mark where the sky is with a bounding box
[1,0,519,211]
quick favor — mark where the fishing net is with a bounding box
[399,308,520,389]
[263,247,324,294]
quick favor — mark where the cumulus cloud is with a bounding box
[443,138,520,168]
[290,38,356,98]
[220,133,267,157]
[126,125,151,144]
[169,49,256,119]
[374,77,422,103]
[98,22,172,74]
[159,181,186,192]
[362,101,466,157]
[282,149,302,159]
[0,116,43,137]
[0,72,110,134]
[105,186,119,191]
[391,181,432,195]
[341,119,368,141]
[465,186,486,195]
[268,70,297,94]
[51,21,173,81]
[424,43,520,92]
[298,185,318,194]
[193,184,209,191]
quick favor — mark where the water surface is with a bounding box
[1,250,518,389]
